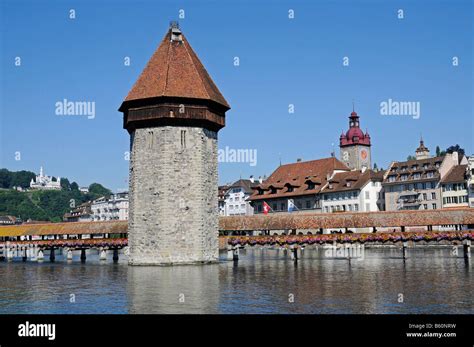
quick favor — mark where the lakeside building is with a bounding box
[249,157,350,213]
[218,184,230,216]
[223,178,259,216]
[468,156,474,208]
[0,215,21,225]
[64,192,129,222]
[320,168,385,214]
[91,192,129,221]
[440,164,469,208]
[63,202,93,222]
[383,141,467,211]
[30,166,61,190]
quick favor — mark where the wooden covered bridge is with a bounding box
[0,208,473,262]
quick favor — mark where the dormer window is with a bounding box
[270,187,277,194]
[346,182,351,187]
[307,182,315,190]
[328,183,333,189]
[287,186,294,192]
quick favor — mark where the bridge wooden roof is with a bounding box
[219,208,474,230]
[0,221,127,237]
[1,208,473,236]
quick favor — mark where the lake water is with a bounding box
[0,247,472,314]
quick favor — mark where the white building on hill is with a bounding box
[30,166,61,190]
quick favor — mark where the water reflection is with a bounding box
[216,247,472,314]
[0,248,471,314]
[127,264,220,314]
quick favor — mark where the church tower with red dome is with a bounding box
[339,110,371,170]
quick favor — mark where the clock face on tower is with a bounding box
[359,148,368,165]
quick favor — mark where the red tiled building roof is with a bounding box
[322,169,385,193]
[441,165,468,184]
[121,27,229,109]
[119,24,230,132]
[249,157,349,201]
[383,156,444,184]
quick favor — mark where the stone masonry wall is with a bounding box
[128,126,218,265]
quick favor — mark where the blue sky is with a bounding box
[1,0,472,191]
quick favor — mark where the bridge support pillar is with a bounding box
[402,241,408,260]
[80,249,86,263]
[22,248,27,262]
[37,249,44,262]
[463,240,471,259]
[100,248,107,261]
[113,249,119,263]
[7,248,14,261]
[290,246,298,262]
[226,245,233,260]
[345,244,351,260]
[49,248,55,262]
[232,247,239,262]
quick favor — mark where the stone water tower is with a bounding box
[119,22,230,265]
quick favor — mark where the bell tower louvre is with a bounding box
[119,22,230,265]
[339,109,371,170]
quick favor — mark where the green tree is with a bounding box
[60,178,71,191]
[406,155,416,161]
[0,169,35,189]
[70,182,79,191]
[0,169,12,188]
[11,170,36,188]
[88,183,112,198]
[446,144,465,158]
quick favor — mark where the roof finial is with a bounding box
[169,21,179,29]
[169,21,182,42]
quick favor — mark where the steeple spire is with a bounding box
[415,137,430,160]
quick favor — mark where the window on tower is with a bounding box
[180,130,186,149]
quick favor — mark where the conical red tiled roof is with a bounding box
[122,27,229,109]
